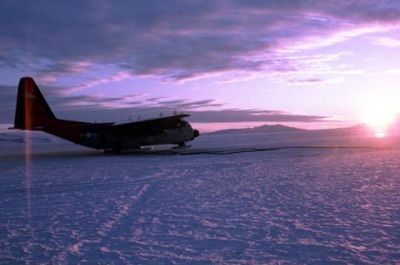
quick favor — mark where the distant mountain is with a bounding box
[0,132,54,144]
[314,124,373,135]
[0,133,25,143]
[208,124,379,136]
[210,124,306,135]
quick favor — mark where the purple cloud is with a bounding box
[1,1,400,82]
[0,84,329,124]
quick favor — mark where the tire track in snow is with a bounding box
[97,183,150,236]
[52,184,150,263]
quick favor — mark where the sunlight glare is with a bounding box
[375,130,385,138]
[359,94,399,137]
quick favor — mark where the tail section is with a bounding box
[13,77,56,130]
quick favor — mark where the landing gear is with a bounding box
[103,148,120,154]
[103,142,122,154]
[173,142,190,149]
[113,148,121,154]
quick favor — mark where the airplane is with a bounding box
[11,77,200,152]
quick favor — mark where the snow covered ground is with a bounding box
[1,130,400,264]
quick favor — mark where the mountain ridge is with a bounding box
[209,124,306,135]
[209,124,373,135]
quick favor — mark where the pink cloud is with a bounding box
[65,71,132,94]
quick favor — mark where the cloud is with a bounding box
[0,83,330,124]
[374,36,400,47]
[189,109,327,123]
[1,1,400,83]
[287,78,323,84]
[64,71,132,93]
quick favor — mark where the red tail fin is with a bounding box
[13,77,56,130]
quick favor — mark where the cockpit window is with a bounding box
[177,120,189,127]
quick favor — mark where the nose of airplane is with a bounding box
[193,129,200,138]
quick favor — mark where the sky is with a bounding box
[2,1,400,132]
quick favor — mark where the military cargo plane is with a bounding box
[11,77,199,152]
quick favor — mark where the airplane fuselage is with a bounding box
[28,117,199,151]
[75,122,197,150]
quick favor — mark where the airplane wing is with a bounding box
[108,114,190,137]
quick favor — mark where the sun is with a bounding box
[359,95,398,137]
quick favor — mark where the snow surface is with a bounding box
[1,131,400,264]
